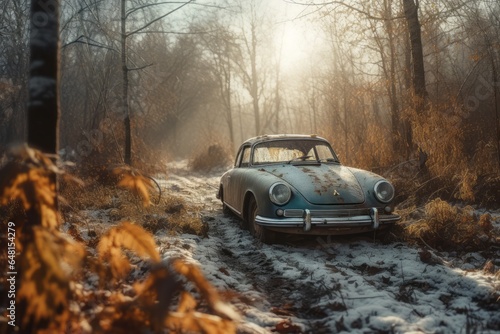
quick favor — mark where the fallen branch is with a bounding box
[147,176,162,205]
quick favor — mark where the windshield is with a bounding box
[252,139,339,165]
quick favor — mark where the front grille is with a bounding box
[284,208,374,218]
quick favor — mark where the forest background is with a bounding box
[1,0,500,207]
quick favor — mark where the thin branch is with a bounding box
[126,0,195,37]
[132,29,213,35]
[60,0,105,33]
[126,1,226,18]
[126,1,191,18]
[147,176,162,205]
[128,63,154,71]
[126,2,179,19]
[284,0,406,21]
[62,35,117,51]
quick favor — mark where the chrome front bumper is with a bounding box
[255,207,400,232]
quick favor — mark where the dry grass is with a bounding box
[61,181,116,210]
[0,147,233,333]
[319,95,500,208]
[404,198,495,251]
[189,143,231,173]
[319,121,398,172]
[60,172,207,237]
[403,100,500,205]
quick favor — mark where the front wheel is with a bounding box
[247,197,276,244]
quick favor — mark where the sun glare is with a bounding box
[276,22,307,70]
[272,4,322,73]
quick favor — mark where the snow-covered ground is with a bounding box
[153,162,500,334]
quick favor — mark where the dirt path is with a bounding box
[155,165,500,334]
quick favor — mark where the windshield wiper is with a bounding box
[318,158,338,163]
[287,155,312,164]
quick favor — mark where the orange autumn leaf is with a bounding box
[98,222,160,281]
[112,166,153,207]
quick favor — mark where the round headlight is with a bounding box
[374,180,395,203]
[269,183,292,205]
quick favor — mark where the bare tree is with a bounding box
[120,0,195,165]
[197,19,239,148]
[231,0,278,136]
[0,0,30,146]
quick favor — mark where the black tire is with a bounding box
[222,202,231,215]
[247,197,276,244]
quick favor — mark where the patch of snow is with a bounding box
[67,160,500,333]
[151,160,500,333]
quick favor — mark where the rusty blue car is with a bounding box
[216,135,400,243]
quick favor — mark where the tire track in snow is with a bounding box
[157,165,500,333]
[202,211,363,332]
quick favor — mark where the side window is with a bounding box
[234,148,244,167]
[240,147,251,167]
[316,144,336,161]
[235,146,251,167]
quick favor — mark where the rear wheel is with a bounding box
[247,197,276,244]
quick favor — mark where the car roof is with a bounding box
[242,134,329,146]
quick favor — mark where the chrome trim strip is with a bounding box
[224,202,241,215]
[284,208,379,218]
[255,214,400,228]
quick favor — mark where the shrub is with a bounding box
[189,144,231,173]
[405,198,494,251]
[0,147,236,332]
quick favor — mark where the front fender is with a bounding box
[242,169,290,216]
[348,167,393,206]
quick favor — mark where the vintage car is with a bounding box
[216,134,400,243]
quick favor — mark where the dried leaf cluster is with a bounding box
[113,165,154,207]
[0,145,62,229]
[94,224,239,333]
[98,221,160,280]
[18,227,84,331]
[0,147,238,333]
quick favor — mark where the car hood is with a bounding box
[261,164,365,205]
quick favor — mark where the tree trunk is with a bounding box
[383,0,402,151]
[490,51,500,168]
[402,0,427,102]
[27,0,60,154]
[121,0,132,165]
[403,0,428,169]
[250,22,260,135]
[21,1,61,331]
[223,50,234,148]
